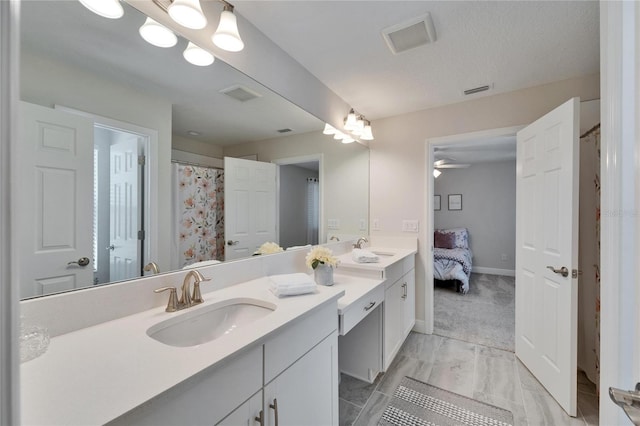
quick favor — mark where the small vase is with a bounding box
[314,263,334,286]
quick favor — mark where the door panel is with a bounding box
[18,102,94,298]
[515,97,579,416]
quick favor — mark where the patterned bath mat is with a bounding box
[378,377,513,426]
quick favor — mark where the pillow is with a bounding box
[434,231,456,249]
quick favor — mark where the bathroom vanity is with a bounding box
[20,239,416,425]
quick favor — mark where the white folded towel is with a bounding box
[269,273,317,297]
[352,248,379,263]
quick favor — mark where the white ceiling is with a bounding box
[234,1,600,120]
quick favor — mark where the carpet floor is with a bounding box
[434,273,515,352]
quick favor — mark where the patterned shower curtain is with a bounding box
[578,124,600,391]
[173,164,224,268]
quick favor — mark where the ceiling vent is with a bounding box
[277,128,293,133]
[382,13,437,55]
[463,84,492,96]
[219,85,262,102]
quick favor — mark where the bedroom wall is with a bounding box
[369,73,600,332]
[434,160,516,274]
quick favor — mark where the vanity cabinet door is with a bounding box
[402,270,416,336]
[264,332,338,426]
[383,279,404,370]
[217,391,262,426]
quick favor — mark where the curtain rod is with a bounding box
[171,159,223,171]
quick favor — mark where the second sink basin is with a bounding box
[147,298,276,347]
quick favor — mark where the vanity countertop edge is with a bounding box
[20,278,344,426]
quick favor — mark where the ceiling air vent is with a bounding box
[463,84,492,96]
[277,128,293,133]
[219,85,262,102]
[382,13,437,55]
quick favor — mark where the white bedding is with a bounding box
[433,247,472,294]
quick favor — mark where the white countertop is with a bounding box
[337,247,417,272]
[20,278,344,426]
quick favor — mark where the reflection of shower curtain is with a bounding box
[172,164,224,269]
[306,177,319,245]
[578,124,600,391]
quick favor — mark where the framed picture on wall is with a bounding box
[448,194,462,210]
[434,195,441,211]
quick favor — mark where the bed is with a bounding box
[433,228,473,294]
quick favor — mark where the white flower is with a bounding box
[256,242,283,255]
[305,246,338,269]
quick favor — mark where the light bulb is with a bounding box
[341,135,355,144]
[183,42,215,66]
[168,0,207,29]
[139,18,177,48]
[360,123,374,140]
[344,110,357,130]
[78,0,123,19]
[333,131,344,140]
[212,9,244,52]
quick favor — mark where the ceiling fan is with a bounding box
[433,159,471,169]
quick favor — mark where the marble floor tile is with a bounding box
[376,354,433,396]
[339,398,362,426]
[339,373,379,407]
[474,346,522,405]
[397,332,444,363]
[516,359,548,395]
[521,388,586,426]
[352,391,391,426]
[473,390,528,426]
[427,338,477,398]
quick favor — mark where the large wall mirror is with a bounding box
[18,0,369,300]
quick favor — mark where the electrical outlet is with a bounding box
[372,219,380,231]
[359,219,367,231]
[402,220,419,232]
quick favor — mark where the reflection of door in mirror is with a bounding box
[278,162,320,248]
[18,102,150,298]
[224,157,277,260]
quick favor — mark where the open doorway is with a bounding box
[273,155,323,248]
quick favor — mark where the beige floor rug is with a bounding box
[378,376,514,426]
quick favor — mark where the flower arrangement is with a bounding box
[305,246,339,270]
[256,242,284,255]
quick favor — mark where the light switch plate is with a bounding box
[359,219,367,230]
[372,219,380,231]
[402,220,419,232]
[327,219,340,230]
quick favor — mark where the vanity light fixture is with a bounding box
[183,42,215,66]
[360,121,374,140]
[351,116,365,136]
[341,135,356,144]
[212,2,245,52]
[168,0,208,29]
[78,0,123,19]
[344,109,358,131]
[139,17,178,48]
[333,131,345,140]
[323,123,337,135]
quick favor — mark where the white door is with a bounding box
[17,102,94,298]
[224,157,276,260]
[109,132,141,281]
[515,97,580,416]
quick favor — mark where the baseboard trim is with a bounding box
[413,320,428,334]
[472,267,515,277]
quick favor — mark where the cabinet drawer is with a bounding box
[384,261,403,288]
[339,285,384,335]
[402,255,415,274]
[264,301,337,384]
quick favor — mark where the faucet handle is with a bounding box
[191,281,204,305]
[154,286,178,312]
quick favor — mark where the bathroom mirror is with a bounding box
[18,0,369,300]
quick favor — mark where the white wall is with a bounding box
[434,160,516,272]
[224,132,369,242]
[172,134,224,159]
[279,165,318,248]
[20,51,173,278]
[369,73,600,331]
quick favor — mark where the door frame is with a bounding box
[54,106,159,270]
[422,126,524,334]
[272,154,324,244]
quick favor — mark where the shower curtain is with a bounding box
[172,163,224,269]
[578,124,600,391]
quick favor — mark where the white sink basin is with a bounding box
[147,298,276,347]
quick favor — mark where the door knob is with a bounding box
[68,257,90,267]
[227,240,239,246]
[106,245,115,251]
[609,383,640,425]
[546,266,569,277]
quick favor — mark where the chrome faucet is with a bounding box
[154,269,210,313]
[143,262,160,274]
[353,237,369,249]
